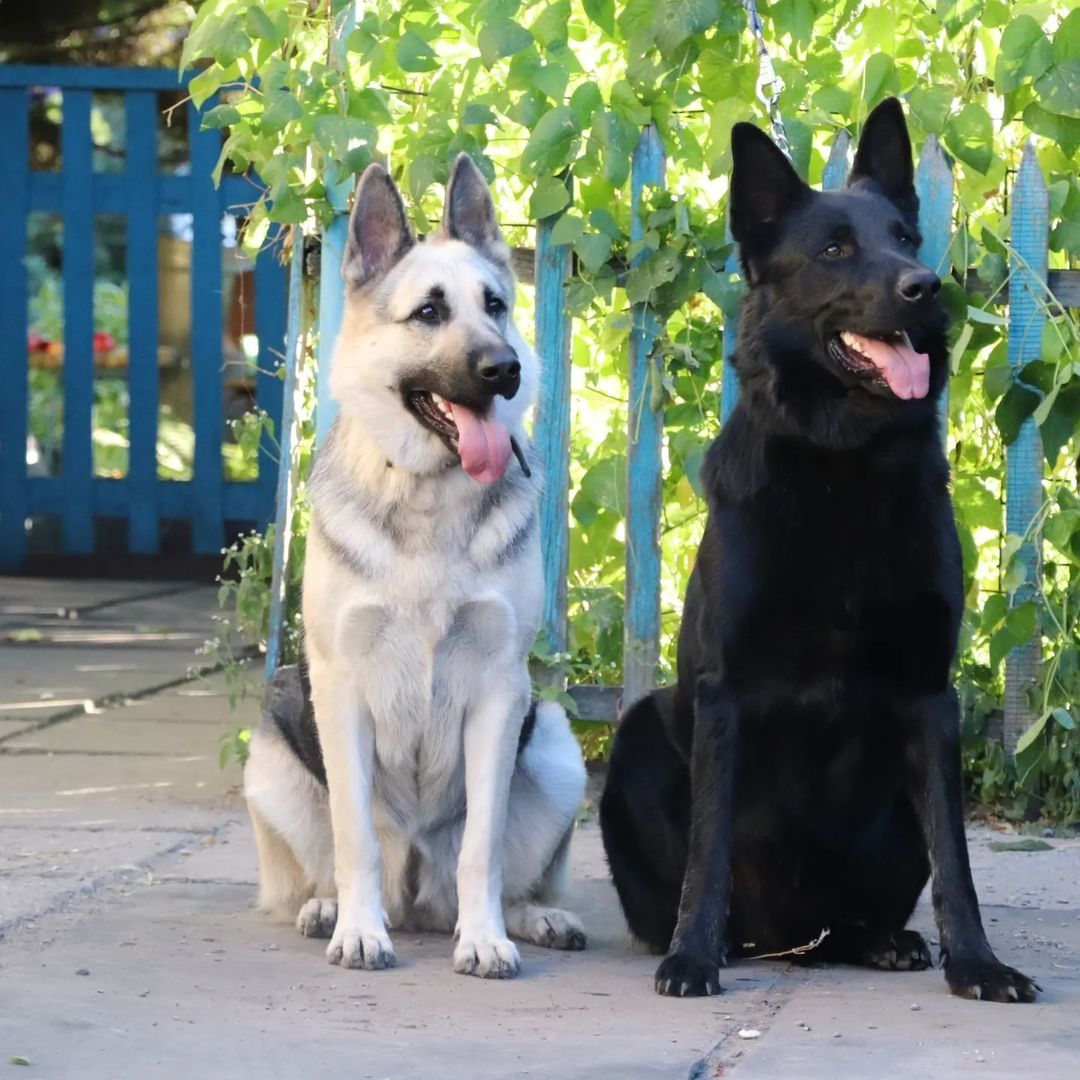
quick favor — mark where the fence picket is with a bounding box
[61,89,94,554]
[0,87,29,571]
[125,89,160,554]
[822,129,851,190]
[534,203,573,667]
[915,135,954,435]
[623,125,666,710]
[1004,143,1049,755]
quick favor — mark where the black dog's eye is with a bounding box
[412,303,441,324]
[898,232,914,246]
[822,242,845,258]
[484,291,506,317]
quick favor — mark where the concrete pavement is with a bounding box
[1,578,1078,1079]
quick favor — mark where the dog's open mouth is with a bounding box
[407,391,518,484]
[827,331,930,401]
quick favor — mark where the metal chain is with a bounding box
[741,0,791,160]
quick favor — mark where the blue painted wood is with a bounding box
[27,476,260,521]
[624,124,666,709]
[255,231,287,527]
[125,90,160,554]
[61,89,95,554]
[189,102,225,554]
[534,205,573,663]
[0,66,190,90]
[266,239,306,678]
[1003,143,1048,756]
[915,135,954,437]
[27,173,255,215]
[0,87,30,571]
[314,2,357,449]
[822,129,851,190]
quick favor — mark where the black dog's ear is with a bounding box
[343,163,415,289]
[442,153,510,266]
[730,123,809,279]
[848,98,918,221]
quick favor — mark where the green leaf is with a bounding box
[478,18,534,67]
[995,15,1053,92]
[771,0,817,47]
[583,0,616,36]
[550,212,584,245]
[814,85,853,116]
[1040,384,1080,464]
[610,80,651,127]
[1034,61,1080,119]
[261,91,302,133]
[652,0,722,53]
[995,381,1041,444]
[408,154,442,202]
[532,0,572,48]
[907,85,953,133]
[569,82,603,129]
[575,231,613,272]
[189,65,232,109]
[590,110,636,187]
[397,30,438,72]
[937,0,985,38]
[589,207,622,238]
[201,104,241,130]
[1014,710,1049,756]
[243,6,283,45]
[463,103,499,127]
[1021,102,1080,158]
[521,106,580,174]
[1052,706,1076,731]
[862,53,898,104]
[1053,9,1080,64]
[945,103,994,173]
[531,175,572,218]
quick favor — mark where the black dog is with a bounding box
[600,99,1038,1003]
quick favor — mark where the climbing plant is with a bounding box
[185,0,1080,821]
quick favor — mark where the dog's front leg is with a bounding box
[453,683,524,979]
[313,667,395,971]
[906,689,1037,1002]
[655,674,737,997]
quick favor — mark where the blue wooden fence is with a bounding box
[266,117,1071,755]
[0,66,286,571]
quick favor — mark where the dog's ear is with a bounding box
[344,163,415,289]
[848,98,918,222]
[442,154,510,266]
[729,123,809,280]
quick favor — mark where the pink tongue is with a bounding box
[447,402,512,484]
[845,333,930,400]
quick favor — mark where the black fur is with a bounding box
[600,99,1038,1004]
[262,662,539,790]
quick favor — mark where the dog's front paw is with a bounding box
[454,934,521,979]
[655,952,722,997]
[944,956,1039,1003]
[326,922,396,971]
[297,898,337,939]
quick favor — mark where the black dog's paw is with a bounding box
[654,953,722,997]
[945,956,1040,1003]
[865,929,933,971]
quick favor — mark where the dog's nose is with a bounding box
[897,269,941,304]
[474,345,521,399]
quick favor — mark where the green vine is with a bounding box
[187,0,1080,821]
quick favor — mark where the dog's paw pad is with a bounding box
[297,898,338,939]
[866,929,933,971]
[654,953,722,998]
[454,936,521,979]
[945,957,1039,1003]
[326,925,396,971]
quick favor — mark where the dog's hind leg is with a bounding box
[500,702,587,951]
[599,689,688,955]
[244,727,335,927]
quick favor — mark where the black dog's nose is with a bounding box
[474,345,521,399]
[897,269,941,304]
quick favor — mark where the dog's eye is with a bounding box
[822,242,844,258]
[484,293,506,317]
[413,303,441,324]
[898,232,914,246]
